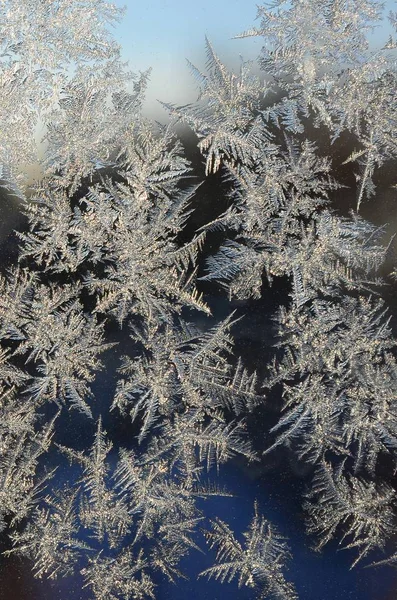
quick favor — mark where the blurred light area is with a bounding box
[9,0,396,186]
[112,0,397,120]
[112,0,264,119]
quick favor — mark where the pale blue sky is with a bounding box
[112,0,262,117]
[111,0,396,118]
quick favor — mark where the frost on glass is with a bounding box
[1,0,397,599]
[200,502,297,600]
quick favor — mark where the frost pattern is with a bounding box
[1,0,397,598]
